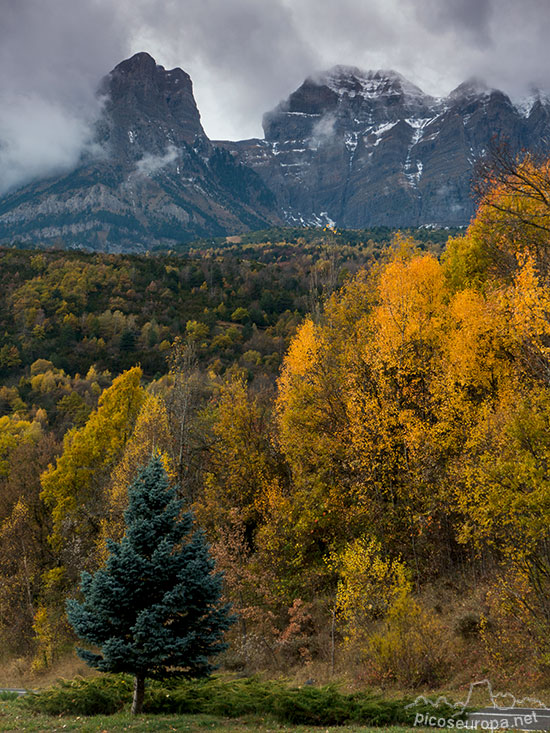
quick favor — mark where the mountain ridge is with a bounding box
[1,53,549,250]
[220,63,550,229]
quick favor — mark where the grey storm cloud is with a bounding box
[2,0,550,193]
[0,0,131,194]
[414,0,493,46]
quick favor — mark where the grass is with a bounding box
[0,652,92,689]
[0,699,430,732]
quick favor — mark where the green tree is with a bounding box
[66,455,234,715]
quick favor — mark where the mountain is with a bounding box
[1,56,550,250]
[0,53,280,251]
[219,66,550,228]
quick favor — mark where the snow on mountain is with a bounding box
[448,77,494,101]
[512,88,550,118]
[310,65,431,104]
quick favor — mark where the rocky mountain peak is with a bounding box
[0,52,279,251]
[229,65,550,232]
[263,65,436,142]
[512,86,550,118]
[98,52,206,160]
[111,51,158,77]
[4,54,550,251]
[314,65,430,104]
[110,52,194,92]
[449,76,494,101]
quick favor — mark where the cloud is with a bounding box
[0,0,130,194]
[125,0,550,135]
[414,0,492,46]
[0,93,97,194]
[126,0,319,140]
[3,0,550,192]
[309,113,337,150]
[135,145,178,176]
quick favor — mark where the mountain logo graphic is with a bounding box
[405,679,550,717]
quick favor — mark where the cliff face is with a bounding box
[220,68,550,228]
[1,56,549,251]
[98,51,206,154]
[0,53,279,251]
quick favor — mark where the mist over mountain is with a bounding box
[0,52,549,251]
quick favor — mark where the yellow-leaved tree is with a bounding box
[36,368,144,667]
[100,393,174,550]
[41,366,144,569]
[327,536,410,646]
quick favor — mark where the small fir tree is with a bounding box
[66,455,234,714]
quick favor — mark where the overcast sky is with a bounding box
[1,0,549,192]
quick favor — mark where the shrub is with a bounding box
[25,674,462,725]
[455,612,482,639]
[269,685,352,725]
[23,676,132,716]
[327,536,410,647]
[366,589,450,688]
[144,677,459,725]
[0,691,19,701]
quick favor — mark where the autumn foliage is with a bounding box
[2,162,550,688]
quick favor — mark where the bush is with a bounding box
[366,590,450,688]
[0,691,20,701]
[328,536,410,647]
[25,674,462,725]
[23,676,132,716]
[144,677,272,716]
[143,677,460,725]
[455,612,482,639]
[269,685,353,725]
[146,679,461,726]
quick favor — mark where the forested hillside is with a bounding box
[1,164,550,692]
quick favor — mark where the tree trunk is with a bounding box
[131,672,145,715]
[330,606,336,677]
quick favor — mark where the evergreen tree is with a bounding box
[66,455,234,715]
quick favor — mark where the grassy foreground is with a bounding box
[0,700,424,732]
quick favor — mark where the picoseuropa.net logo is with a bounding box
[405,679,550,730]
[411,710,540,730]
